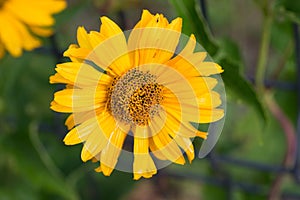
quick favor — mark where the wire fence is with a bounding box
[41,1,300,199]
[156,1,300,199]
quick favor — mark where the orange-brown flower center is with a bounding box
[107,69,163,126]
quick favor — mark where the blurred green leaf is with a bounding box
[169,0,267,124]
[219,58,267,124]
[217,37,244,64]
[275,0,300,24]
[169,0,218,55]
[54,0,91,28]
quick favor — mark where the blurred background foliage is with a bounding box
[0,0,299,199]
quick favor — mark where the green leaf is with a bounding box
[54,0,91,28]
[169,0,267,124]
[216,37,244,64]
[220,58,267,124]
[169,0,218,55]
[275,0,300,24]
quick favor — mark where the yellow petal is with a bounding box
[133,132,157,180]
[163,109,198,138]
[161,85,200,123]
[99,163,114,176]
[134,10,154,29]
[49,73,72,85]
[166,33,223,76]
[50,100,72,113]
[0,11,22,56]
[179,34,196,56]
[30,26,53,37]
[100,127,128,176]
[88,31,105,48]
[199,109,224,123]
[87,17,131,76]
[81,146,93,162]
[66,110,100,130]
[100,16,123,38]
[29,0,67,13]
[82,112,118,161]
[128,11,182,66]
[149,115,185,165]
[161,92,207,138]
[53,88,106,112]
[149,139,167,160]
[77,26,93,49]
[82,129,106,161]
[5,0,65,26]
[65,114,75,130]
[63,116,99,145]
[187,77,219,98]
[55,62,111,87]
[198,91,222,109]
[63,45,90,60]
[163,120,195,163]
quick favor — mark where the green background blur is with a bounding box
[0,0,299,199]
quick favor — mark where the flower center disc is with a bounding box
[108,69,163,126]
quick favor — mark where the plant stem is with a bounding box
[29,121,80,200]
[255,9,272,94]
[265,93,297,200]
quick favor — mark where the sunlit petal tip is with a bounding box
[63,129,81,145]
[81,146,93,162]
[196,131,208,139]
[77,26,88,42]
[63,44,81,57]
[95,166,102,173]
[57,1,67,11]
[65,114,75,130]
[141,9,153,17]
[100,16,122,36]
[215,63,224,73]
[202,109,225,123]
[186,150,195,164]
[190,34,196,41]
[133,170,157,180]
[168,17,182,32]
[50,101,72,113]
[49,74,58,84]
[174,156,186,165]
[101,163,114,176]
[133,174,142,180]
[135,9,154,27]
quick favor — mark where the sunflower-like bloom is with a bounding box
[0,0,66,58]
[50,10,224,180]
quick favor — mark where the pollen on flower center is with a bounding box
[107,69,163,126]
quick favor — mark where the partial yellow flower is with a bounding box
[50,10,224,180]
[0,0,66,58]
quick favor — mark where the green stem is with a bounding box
[29,121,64,180]
[29,121,80,200]
[255,10,273,94]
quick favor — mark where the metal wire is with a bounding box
[161,0,300,199]
[44,1,300,198]
[293,23,300,183]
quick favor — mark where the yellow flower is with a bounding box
[50,10,224,180]
[0,0,66,58]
